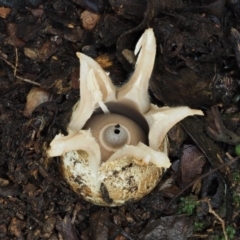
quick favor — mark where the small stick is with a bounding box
[0,53,20,72]
[201,198,228,240]
[166,154,239,209]
[14,48,18,77]
[16,76,41,86]
[0,49,41,86]
[105,221,136,240]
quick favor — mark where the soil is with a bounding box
[0,0,240,239]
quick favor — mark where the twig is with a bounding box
[16,76,41,86]
[0,52,21,73]
[166,154,239,209]
[191,233,209,238]
[105,221,136,240]
[14,48,18,77]
[0,49,41,86]
[201,198,228,240]
[209,64,217,88]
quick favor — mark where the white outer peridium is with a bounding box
[62,149,164,206]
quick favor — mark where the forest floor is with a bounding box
[0,0,240,239]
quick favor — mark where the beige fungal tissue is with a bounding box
[47,28,203,206]
[24,87,51,117]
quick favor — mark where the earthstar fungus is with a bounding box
[47,28,203,206]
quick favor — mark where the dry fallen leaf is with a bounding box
[95,54,114,68]
[24,41,56,62]
[0,7,11,19]
[179,145,206,187]
[4,23,25,47]
[23,87,51,117]
[80,10,100,30]
[8,217,26,237]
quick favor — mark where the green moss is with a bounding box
[232,170,240,183]
[235,144,240,156]
[213,226,236,240]
[233,191,240,207]
[226,226,236,239]
[194,221,205,232]
[178,195,198,216]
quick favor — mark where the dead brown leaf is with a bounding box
[24,41,57,62]
[81,10,100,30]
[0,7,11,19]
[179,145,206,188]
[23,87,51,117]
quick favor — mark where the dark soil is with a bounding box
[0,0,240,239]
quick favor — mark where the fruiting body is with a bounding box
[47,28,203,206]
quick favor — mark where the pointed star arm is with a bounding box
[68,53,116,132]
[47,130,101,176]
[117,28,156,114]
[145,105,204,150]
[107,142,171,169]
